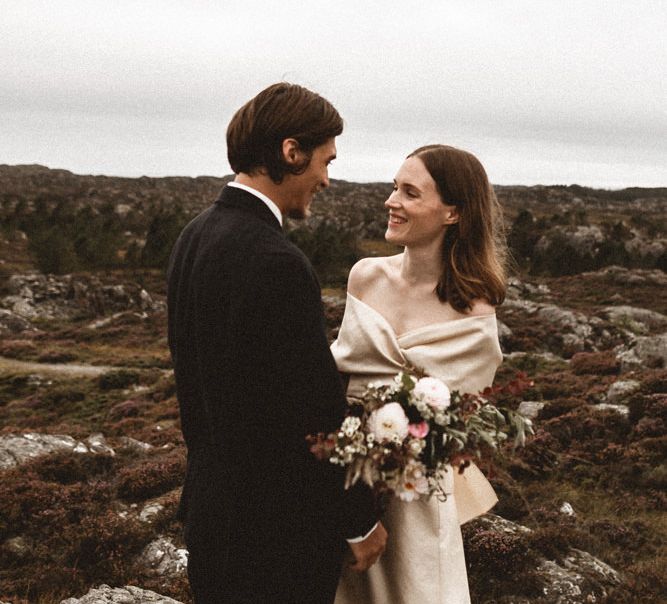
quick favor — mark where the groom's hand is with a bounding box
[348,521,387,572]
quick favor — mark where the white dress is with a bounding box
[331,294,503,604]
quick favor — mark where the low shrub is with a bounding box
[570,351,620,375]
[107,398,149,421]
[37,350,78,363]
[116,450,186,501]
[25,451,116,485]
[41,385,87,408]
[0,339,37,359]
[463,527,532,575]
[543,407,631,452]
[537,397,587,420]
[98,369,141,391]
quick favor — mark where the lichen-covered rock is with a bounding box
[60,584,183,604]
[616,333,667,372]
[1,273,165,321]
[135,536,188,577]
[605,379,641,404]
[118,436,153,453]
[500,295,616,357]
[535,305,593,355]
[497,319,513,349]
[467,515,622,603]
[0,432,115,469]
[0,308,33,336]
[0,433,80,469]
[537,548,622,603]
[139,502,165,523]
[593,403,629,416]
[602,305,667,335]
[473,513,532,536]
[587,265,667,287]
[85,433,116,456]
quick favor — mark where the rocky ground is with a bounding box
[0,264,665,603]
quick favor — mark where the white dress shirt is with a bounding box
[227,181,283,226]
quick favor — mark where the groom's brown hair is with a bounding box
[227,83,343,184]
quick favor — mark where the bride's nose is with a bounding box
[385,192,401,208]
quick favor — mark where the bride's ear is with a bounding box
[443,206,459,225]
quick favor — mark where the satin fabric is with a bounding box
[332,293,503,604]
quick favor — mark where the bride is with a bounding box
[332,144,508,603]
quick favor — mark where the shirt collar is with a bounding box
[227,181,283,226]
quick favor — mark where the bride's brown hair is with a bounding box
[408,144,507,312]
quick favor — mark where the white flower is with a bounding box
[409,439,425,455]
[398,461,430,501]
[368,402,409,443]
[341,416,362,437]
[413,377,451,410]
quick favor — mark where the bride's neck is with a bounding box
[399,243,443,287]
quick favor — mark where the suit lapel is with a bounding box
[215,186,283,232]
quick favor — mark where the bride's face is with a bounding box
[384,156,458,247]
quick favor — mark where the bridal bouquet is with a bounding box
[308,369,533,501]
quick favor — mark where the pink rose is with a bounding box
[408,421,429,438]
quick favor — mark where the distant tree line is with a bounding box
[1,196,192,274]
[0,197,360,285]
[2,194,664,282]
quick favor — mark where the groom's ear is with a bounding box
[282,138,303,166]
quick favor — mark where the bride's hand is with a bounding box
[348,521,388,572]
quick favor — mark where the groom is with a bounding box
[167,83,386,603]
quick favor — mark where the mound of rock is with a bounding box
[615,332,667,371]
[585,265,667,287]
[136,536,189,578]
[1,273,164,321]
[0,308,34,336]
[535,225,605,257]
[61,584,182,604]
[501,295,613,357]
[0,432,115,469]
[601,305,667,335]
[471,514,622,603]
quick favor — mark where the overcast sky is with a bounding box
[1,1,665,188]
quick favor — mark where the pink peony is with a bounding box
[413,377,451,409]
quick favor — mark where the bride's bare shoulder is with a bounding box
[467,298,497,316]
[347,254,402,298]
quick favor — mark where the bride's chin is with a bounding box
[385,231,404,245]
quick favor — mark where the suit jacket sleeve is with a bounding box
[237,249,377,539]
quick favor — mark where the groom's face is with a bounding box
[283,138,337,219]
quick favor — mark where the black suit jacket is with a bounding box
[167,185,376,602]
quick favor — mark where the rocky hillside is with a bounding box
[2,165,665,281]
[0,264,665,603]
